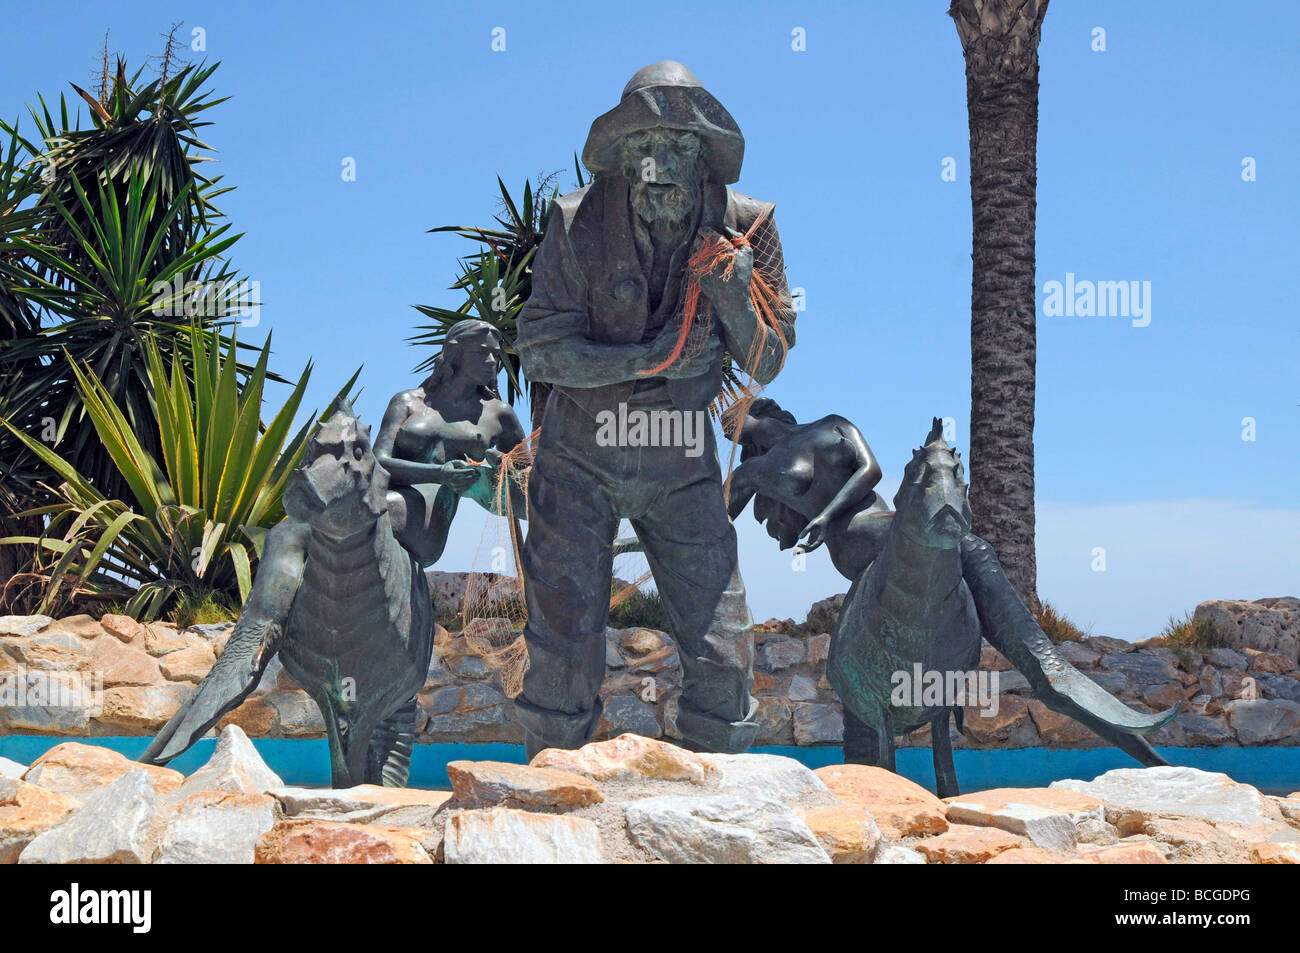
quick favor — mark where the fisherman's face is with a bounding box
[620,128,702,225]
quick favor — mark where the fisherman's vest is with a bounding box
[551,175,771,417]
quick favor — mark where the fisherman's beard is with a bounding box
[629,180,697,228]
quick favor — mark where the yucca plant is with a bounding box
[0,331,356,619]
[0,129,48,608]
[18,58,231,283]
[0,57,264,513]
[4,166,246,492]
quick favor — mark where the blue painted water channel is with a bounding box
[3,736,1298,795]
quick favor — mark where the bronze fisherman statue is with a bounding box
[514,61,797,756]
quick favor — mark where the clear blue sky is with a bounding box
[3,0,1296,638]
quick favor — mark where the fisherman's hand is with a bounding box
[695,228,753,314]
[635,318,724,380]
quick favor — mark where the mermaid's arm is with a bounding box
[801,426,883,548]
[372,392,475,489]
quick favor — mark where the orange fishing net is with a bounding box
[637,204,791,387]
[448,431,535,697]
[633,204,791,508]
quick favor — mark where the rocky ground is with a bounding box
[1,596,1297,748]
[1,729,1297,864]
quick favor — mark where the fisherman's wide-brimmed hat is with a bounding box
[582,61,745,184]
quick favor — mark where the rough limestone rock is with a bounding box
[620,627,668,656]
[1223,699,1300,744]
[443,807,602,864]
[12,598,1300,747]
[0,615,53,637]
[1099,652,1178,686]
[157,642,217,683]
[255,818,433,863]
[271,785,451,827]
[173,725,283,798]
[624,794,830,864]
[99,614,144,643]
[944,786,1105,823]
[531,734,715,785]
[1269,795,1300,828]
[1078,842,1169,864]
[945,787,1106,853]
[1170,713,1235,746]
[804,593,845,634]
[97,684,190,730]
[157,791,278,864]
[446,760,603,811]
[21,742,182,804]
[962,694,1039,747]
[216,696,281,737]
[1051,766,1282,828]
[1,628,91,671]
[90,636,163,687]
[1247,650,1296,675]
[418,682,517,743]
[0,757,25,780]
[761,637,805,671]
[814,764,949,838]
[1255,673,1300,703]
[1137,816,1249,863]
[1027,700,1099,746]
[798,804,883,863]
[598,695,660,738]
[0,777,76,863]
[915,824,1023,864]
[1195,598,1299,661]
[46,614,104,640]
[1253,842,1300,864]
[260,690,324,737]
[184,623,235,645]
[19,769,157,864]
[985,846,1067,864]
[946,800,1078,853]
[874,845,926,864]
[703,752,835,806]
[141,622,190,656]
[793,702,845,744]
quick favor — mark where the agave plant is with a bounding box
[0,331,356,619]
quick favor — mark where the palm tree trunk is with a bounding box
[950,0,1048,614]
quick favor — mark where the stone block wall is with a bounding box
[1,596,1297,749]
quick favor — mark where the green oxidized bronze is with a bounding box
[512,61,797,757]
[729,407,1179,796]
[142,323,527,787]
